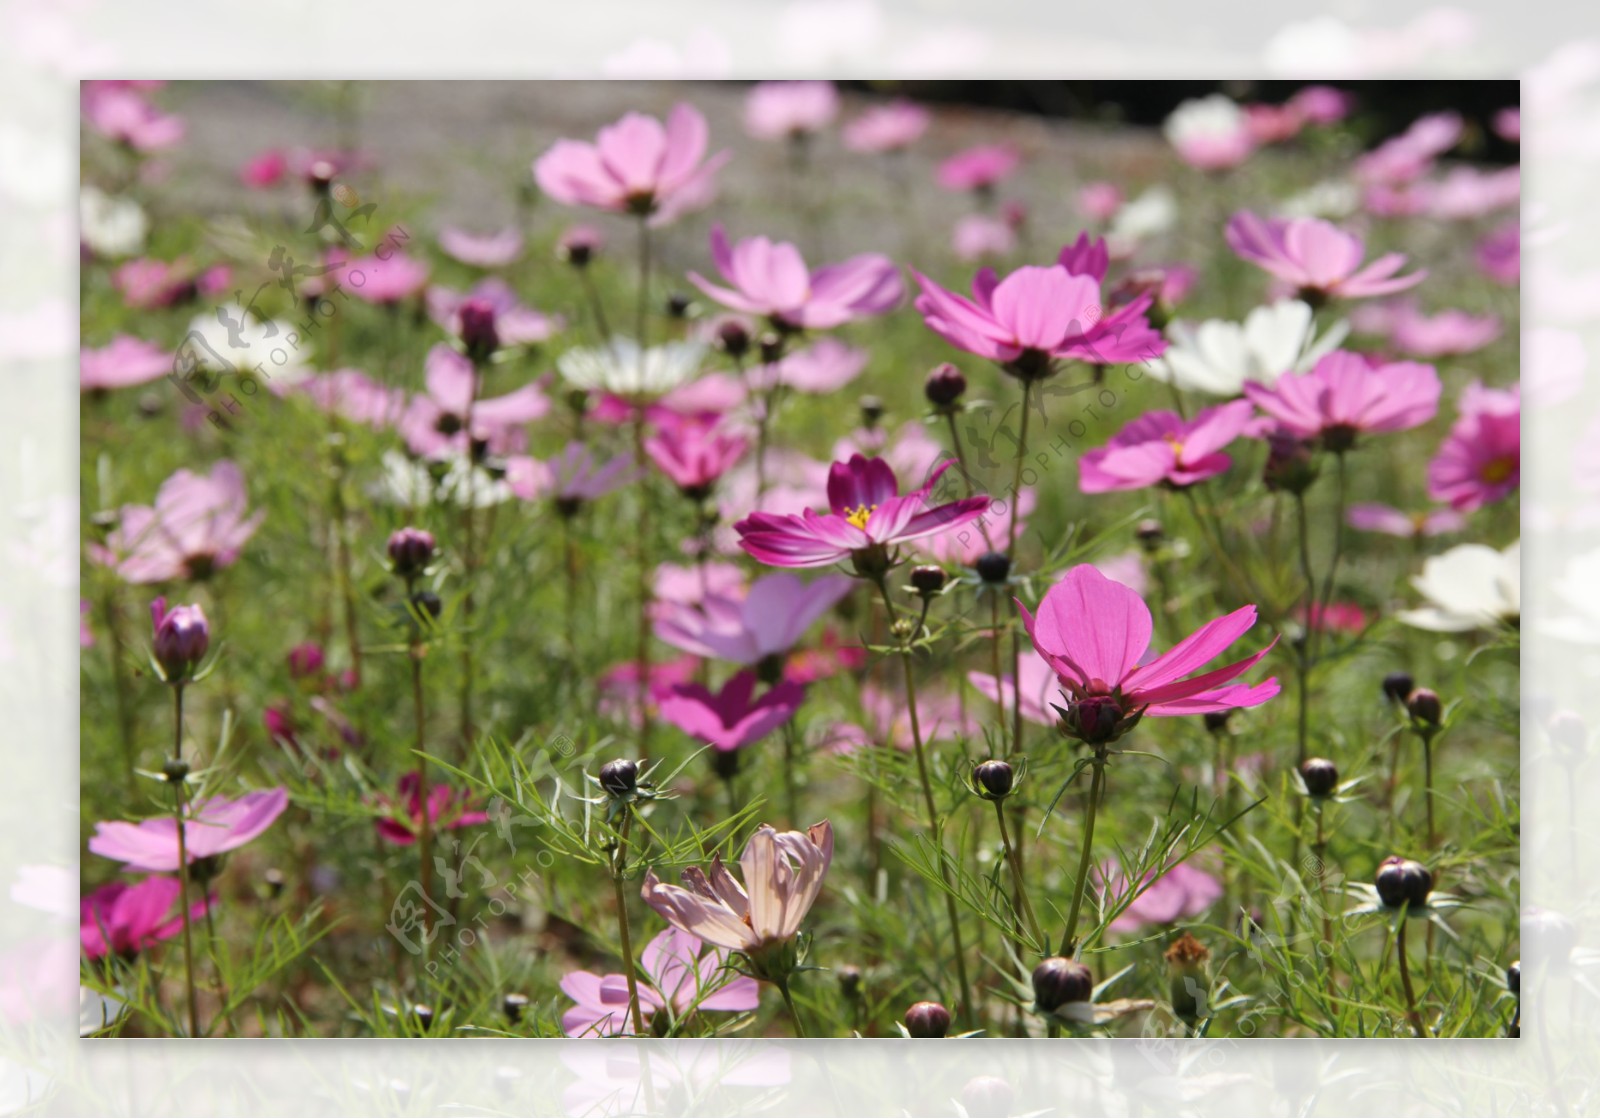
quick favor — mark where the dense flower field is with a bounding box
[77,80,1520,1039]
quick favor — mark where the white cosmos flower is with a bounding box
[1146,300,1348,396]
[183,304,312,386]
[1543,546,1600,644]
[80,186,148,258]
[1108,185,1176,251]
[1398,541,1520,632]
[372,450,512,509]
[557,337,705,397]
[1279,179,1361,220]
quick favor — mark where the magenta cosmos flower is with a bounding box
[743,81,839,141]
[735,454,989,572]
[645,413,750,499]
[1347,503,1465,538]
[561,926,760,1037]
[689,225,902,332]
[657,670,806,755]
[1427,382,1519,512]
[842,99,930,153]
[642,821,833,955]
[344,250,430,305]
[534,103,729,226]
[1226,213,1426,302]
[81,335,171,392]
[1019,565,1279,740]
[936,144,1021,194]
[913,263,1163,379]
[1244,350,1441,452]
[969,646,1058,728]
[426,278,560,349]
[745,338,867,395]
[89,788,289,872]
[1079,400,1255,494]
[82,84,185,152]
[80,877,211,960]
[94,461,264,584]
[438,226,523,269]
[373,771,490,846]
[655,572,853,666]
[1101,859,1222,933]
[399,344,550,458]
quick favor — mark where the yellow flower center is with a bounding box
[1164,434,1185,457]
[1480,456,1514,484]
[844,503,876,530]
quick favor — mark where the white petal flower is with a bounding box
[1398,541,1520,632]
[371,450,512,509]
[557,337,705,398]
[1280,179,1361,220]
[1108,185,1176,250]
[1146,300,1348,395]
[80,186,148,258]
[182,304,312,387]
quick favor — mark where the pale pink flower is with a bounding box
[509,441,635,508]
[425,278,559,348]
[689,225,903,331]
[951,214,1016,261]
[561,927,759,1037]
[746,338,867,395]
[88,789,289,872]
[1078,401,1255,494]
[969,646,1057,728]
[344,250,430,304]
[1475,222,1520,285]
[1389,303,1501,357]
[1289,85,1354,125]
[655,572,852,665]
[1354,111,1462,185]
[293,369,406,428]
[1077,182,1124,223]
[80,878,210,960]
[826,683,976,752]
[936,144,1020,193]
[82,83,184,151]
[437,226,523,268]
[644,413,750,498]
[1243,350,1440,449]
[842,99,930,153]
[80,335,171,391]
[93,461,264,584]
[1101,859,1222,932]
[398,344,549,458]
[1225,212,1425,300]
[743,81,839,140]
[1346,503,1466,538]
[641,822,834,953]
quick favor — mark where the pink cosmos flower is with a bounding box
[398,344,550,458]
[745,338,867,395]
[917,488,1034,568]
[1244,102,1305,145]
[599,655,699,728]
[437,226,524,269]
[80,877,211,960]
[688,225,903,331]
[1389,302,1502,357]
[560,926,760,1037]
[744,81,839,141]
[294,369,406,428]
[641,821,833,954]
[112,258,230,309]
[1243,350,1441,450]
[238,149,288,188]
[969,647,1058,728]
[1078,400,1255,494]
[425,278,559,348]
[913,263,1164,376]
[1226,213,1425,301]
[1295,601,1369,634]
[1077,182,1124,223]
[653,561,747,611]
[509,441,635,509]
[1354,111,1462,185]
[344,250,429,305]
[1346,503,1466,538]
[735,454,989,570]
[645,414,750,498]
[1164,95,1257,170]
[657,670,806,754]
[1427,382,1520,512]
[655,572,852,666]
[534,103,729,226]
[1494,107,1521,143]
[1101,860,1222,933]
[951,214,1016,262]
[783,627,866,685]
[93,461,264,583]
[82,84,184,151]
[1476,223,1520,285]
[842,99,930,153]
[1019,565,1279,736]
[80,335,171,392]
[1425,166,1520,221]
[936,145,1020,193]
[826,682,976,753]
[88,789,289,872]
[373,772,489,846]
[1289,85,1354,125]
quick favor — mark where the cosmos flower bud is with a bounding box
[151,598,210,683]
[1062,695,1136,746]
[1165,931,1211,1021]
[1382,671,1415,704]
[714,319,751,359]
[1262,429,1319,495]
[859,395,885,429]
[1507,960,1520,998]
[557,225,601,267]
[665,293,691,319]
[503,991,529,1023]
[411,590,443,620]
[924,363,967,410]
[758,332,785,365]
[1135,518,1164,551]
[287,642,326,680]
[837,965,862,999]
[1300,757,1339,798]
[412,1003,435,1031]
[904,1000,951,1038]
[457,297,500,364]
[972,759,1014,800]
[1203,709,1234,734]
[910,565,947,596]
[162,757,191,784]
[1406,688,1442,726]
[599,758,639,798]
[387,527,436,579]
[1375,855,1433,910]
[975,551,1011,585]
[1031,956,1093,1013]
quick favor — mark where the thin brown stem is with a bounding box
[1396,917,1428,1037]
[171,685,199,1038]
[995,801,1044,952]
[612,810,646,1034]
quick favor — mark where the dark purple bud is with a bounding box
[387,527,436,579]
[858,395,885,429]
[411,590,443,620]
[287,642,326,680]
[1375,856,1433,910]
[599,758,638,797]
[502,991,529,1023]
[151,597,210,682]
[924,363,967,409]
[1065,695,1129,745]
[910,565,947,596]
[1507,960,1520,998]
[758,332,785,365]
[838,965,862,999]
[975,552,1011,585]
[1135,518,1164,550]
[1406,688,1442,726]
[1300,757,1339,798]
[1032,956,1093,1012]
[1203,709,1234,734]
[714,319,751,359]
[1382,671,1415,704]
[665,293,691,319]
[162,757,190,784]
[557,225,601,267]
[458,297,500,364]
[1262,429,1319,495]
[904,1000,951,1038]
[973,759,1014,799]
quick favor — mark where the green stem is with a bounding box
[1292,491,1317,768]
[633,412,654,756]
[410,639,433,974]
[1059,751,1106,956]
[100,586,137,790]
[613,810,646,1034]
[1005,382,1031,559]
[995,801,1044,952]
[1422,730,1437,849]
[1396,916,1428,1037]
[1313,451,1348,665]
[781,719,800,827]
[777,974,809,1038]
[171,685,199,1038]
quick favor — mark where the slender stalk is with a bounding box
[1314,451,1349,665]
[876,578,975,1029]
[171,685,199,1038]
[577,267,612,342]
[994,801,1044,952]
[1314,805,1334,998]
[1005,382,1032,559]
[1422,731,1437,849]
[776,975,810,1038]
[1292,491,1317,768]
[562,514,579,664]
[1059,751,1106,956]
[458,375,482,759]
[99,586,137,790]
[328,432,363,692]
[1396,916,1428,1037]
[988,595,1007,742]
[781,719,800,827]
[410,635,434,971]
[612,809,646,1034]
[633,217,655,756]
